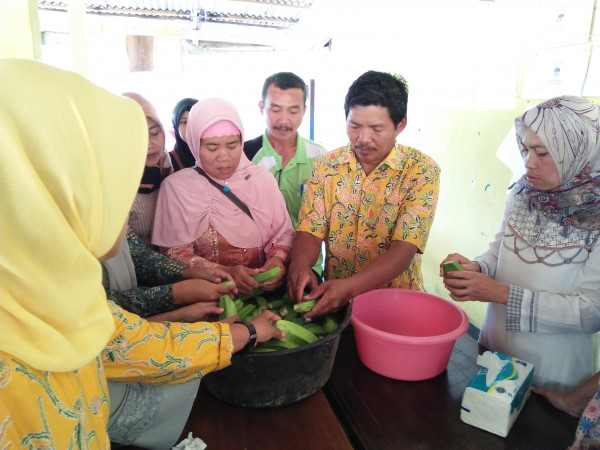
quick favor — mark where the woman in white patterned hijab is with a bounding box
[441,96,600,394]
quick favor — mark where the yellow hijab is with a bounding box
[0,59,147,371]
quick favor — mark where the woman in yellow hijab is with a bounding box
[0,59,282,449]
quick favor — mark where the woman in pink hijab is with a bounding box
[152,98,294,294]
[123,92,173,249]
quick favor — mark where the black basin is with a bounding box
[202,304,352,408]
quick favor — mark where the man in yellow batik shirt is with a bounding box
[287,70,440,318]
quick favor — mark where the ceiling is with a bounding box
[37,0,332,51]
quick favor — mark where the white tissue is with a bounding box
[477,352,509,387]
[172,432,207,450]
[460,351,534,437]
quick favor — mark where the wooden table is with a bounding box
[324,326,580,450]
[182,385,353,450]
[121,325,580,449]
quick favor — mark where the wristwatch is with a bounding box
[234,320,257,352]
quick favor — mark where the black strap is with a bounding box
[234,320,257,351]
[193,166,253,220]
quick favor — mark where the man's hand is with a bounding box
[287,261,318,303]
[300,279,353,318]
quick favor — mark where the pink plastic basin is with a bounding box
[350,289,469,381]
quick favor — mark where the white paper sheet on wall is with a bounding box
[583,43,600,96]
[521,44,590,99]
[495,103,540,186]
[529,0,595,46]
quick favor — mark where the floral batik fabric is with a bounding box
[102,230,187,317]
[297,143,440,290]
[0,301,233,449]
[570,387,600,449]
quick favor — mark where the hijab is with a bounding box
[0,59,147,372]
[511,95,600,244]
[122,92,172,193]
[152,98,294,251]
[102,236,137,291]
[171,97,198,170]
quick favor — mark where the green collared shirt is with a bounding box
[252,132,328,275]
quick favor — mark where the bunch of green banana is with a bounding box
[215,279,341,352]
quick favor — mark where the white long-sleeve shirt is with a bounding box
[475,187,600,393]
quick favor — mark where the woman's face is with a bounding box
[521,126,560,190]
[198,134,242,180]
[178,111,189,143]
[146,117,163,167]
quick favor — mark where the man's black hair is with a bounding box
[262,72,308,104]
[344,71,409,127]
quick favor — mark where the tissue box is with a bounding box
[460,351,534,437]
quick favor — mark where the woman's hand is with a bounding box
[229,310,284,353]
[172,279,235,306]
[532,372,600,418]
[250,310,284,344]
[222,265,260,295]
[442,270,509,304]
[531,386,583,418]
[182,267,234,284]
[439,253,481,277]
[147,301,222,323]
[258,257,287,291]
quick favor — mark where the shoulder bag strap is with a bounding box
[193,166,253,220]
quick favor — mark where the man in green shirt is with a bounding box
[244,72,328,276]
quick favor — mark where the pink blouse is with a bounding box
[161,225,290,269]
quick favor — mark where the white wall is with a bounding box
[31,0,600,328]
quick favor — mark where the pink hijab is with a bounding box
[151,98,294,252]
[122,92,172,175]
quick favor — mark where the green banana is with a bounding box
[237,304,256,321]
[249,347,277,353]
[322,316,339,334]
[235,288,264,302]
[268,299,286,310]
[287,315,308,326]
[293,299,317,312]
[245,307,261,321]
[252,266,281,283]
[443,261,464,278]
[233,299,243,312]
[254,334,307,351]
[443,261,465,288]
[303,322,327,336]
[256,296,268,309]
[218,295,236,320]
[276,320,318,344]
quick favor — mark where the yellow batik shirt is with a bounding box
[0,301,233,449]
[297,143,440,290]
